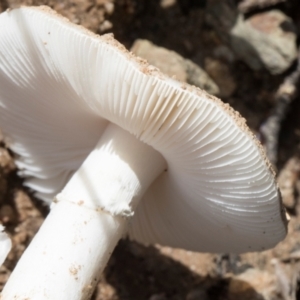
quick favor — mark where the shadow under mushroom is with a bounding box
[98,239,267,300]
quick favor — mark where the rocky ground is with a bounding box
[1,0,300,299]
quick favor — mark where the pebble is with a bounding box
[131,39,220,95]
[104,2,114,15]
[231,10,297,74]
[206,2,297,74]
[99,20,113,32]
[238,0,287,13]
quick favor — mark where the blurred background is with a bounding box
[1,0,300,299]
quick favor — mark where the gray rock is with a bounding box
[230,10,297,74]
[131,39,220,95]
[238,0,286,14]
[206,2,297,74]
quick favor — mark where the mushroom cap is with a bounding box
[0,6,287,253]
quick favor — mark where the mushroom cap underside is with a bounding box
[0,6,287,253]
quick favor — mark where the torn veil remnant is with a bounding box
[0,6,287,300]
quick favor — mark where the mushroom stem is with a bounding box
[1,123,167,300]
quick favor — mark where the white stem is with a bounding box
[1,123,166,300]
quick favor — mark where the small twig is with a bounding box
[260,49,300,167]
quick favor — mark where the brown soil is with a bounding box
[1,0,300,299]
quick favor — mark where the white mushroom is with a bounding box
[0,6,287,300]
